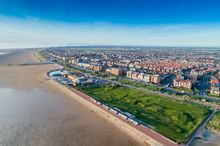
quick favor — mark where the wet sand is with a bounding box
[190,132,220,146]
[0,50,144,146]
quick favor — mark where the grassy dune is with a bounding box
[78,84,210,143]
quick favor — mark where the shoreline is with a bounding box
[0,51,145,146]
[47,71,178,146]
[0,49,176,146]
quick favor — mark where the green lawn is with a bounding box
[174,87,193,93]
[117,79,158,91]
[78,84,210,143]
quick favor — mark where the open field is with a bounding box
[78,84,210,143]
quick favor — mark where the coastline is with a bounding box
[47,71,178,146]
[0,50,145,146]
[1,49,218,146]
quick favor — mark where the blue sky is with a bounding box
[0,0,220,48]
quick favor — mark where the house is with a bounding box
[210,77,220,96]
[106,68,123,76]
[150,74,161,84]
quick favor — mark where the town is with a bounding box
[41,46,220,145]
[43,46,220,98]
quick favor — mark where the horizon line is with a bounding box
[1,44,220,50]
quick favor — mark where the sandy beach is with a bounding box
[0,49,144,146]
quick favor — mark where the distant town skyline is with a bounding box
[0,0,220,49]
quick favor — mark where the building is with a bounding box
[69,59,77,64]
[143,74,151,82]
[127,71,139,80]
[173,78,192,90]
[126,71,150,82]
[138,73,150,82]
[106,68,123,76]
[68,74,86,86]
[77,62,90,68]
[150,74,161,84]
[90,64,103,71]
[210,77,220,96]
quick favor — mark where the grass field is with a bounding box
[116,79,158,91]
[78,84,210,143]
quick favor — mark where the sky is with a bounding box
[0,0,220,49]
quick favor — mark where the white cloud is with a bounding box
[0,15,220,49]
